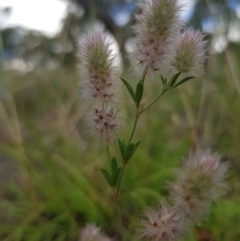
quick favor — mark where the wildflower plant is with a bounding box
[77,0,228,240]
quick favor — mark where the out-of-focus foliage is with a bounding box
[2,0,240,71]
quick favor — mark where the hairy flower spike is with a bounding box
[168,149,228,222]
[79,33,119,103]
[171,29,207,76]
[86,106,122,142]
[78,32,122,142]
[79,224,111,241]
[131,0,184,76]
[141,149,228,241]
[141,203,186,241]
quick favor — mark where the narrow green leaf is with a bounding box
[160,75,166,84]
[124,143,135,163]
[172,76,194,89]
[120,77,136,101]
[170,72,182,87]
[140,77,145,84]
[118,139,125,159]
[113,167,121,187]
[100,169,112,186]
[111,156,118,175]
[135,82,144,104]
[134,140,142,151]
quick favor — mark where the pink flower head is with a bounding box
[78,32,119,103]
[171,29,207,76]
[131,0,184,77]
[168,149,228,222]
[78,32,123,142]
[141,202,186,241]
[86,105,122,142]
[79,224,111,241]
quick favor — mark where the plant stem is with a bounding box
[128,114,139,143]
[115,164,126,235]
[143,91,166,113]
[115,75,146,234]
[116,164,126,202]
[116,190,123,231]
[128,75,146,143]
[106,144,110,168]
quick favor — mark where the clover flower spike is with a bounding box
[78,32,119,103]
[141,203,186,241]
[79,224,111,241]
[131,0,184,76]
[171,29,207,77]
[86,106,122,142]
[168,149,228,222]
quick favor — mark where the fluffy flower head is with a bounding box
[79,224,111,241]
[86,105,122,142]
[131,0,184,76]
[171,29,207,76]
[78,32,119,103]
[168,149,228,221]
[141,203,186,241]
[136,0,184,39]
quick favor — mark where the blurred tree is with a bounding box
[0,6,12,68]
[1,0,240,70]
[65,0,137,68]
[190,0,240,29]
[189,0,240,53]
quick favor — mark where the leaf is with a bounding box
[118,139,125,159]
[124,143,135,163]
[172,76,194,89]
[170,72,181,87]
[113,167,121,187]
[120,77,136,101]
[111,156,118,176]
[160,75,166,84]
[122,141,142,163]
[109,157,121,187]
[135,82,144,104]
[100,169,112,186]
[134,140,141,151]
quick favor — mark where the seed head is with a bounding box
[171,29,207,77]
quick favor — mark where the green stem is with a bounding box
[143,91,166,113]
[106,144,110,168]
[116,164,126,201]
[115,164,126,235]
[115,75,146,235]
[128,114,139,143]
[116,190,123,232]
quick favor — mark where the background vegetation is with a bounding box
[0,0,240,240]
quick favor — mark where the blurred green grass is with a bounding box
[0,43,240,241]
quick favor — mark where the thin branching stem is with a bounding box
[128,114,139,143]
[115,163,126,236]
[143,91,166,113]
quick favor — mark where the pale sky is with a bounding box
[0,0,196,37]
[0,0,68,37]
